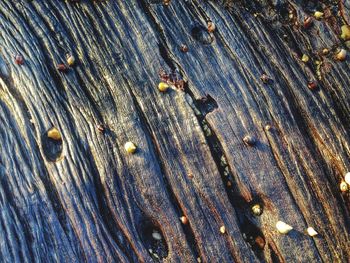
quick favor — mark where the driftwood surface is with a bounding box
[0,0,350,262]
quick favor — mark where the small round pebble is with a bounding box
[57,64,67,72]
[220,225,226,234]
[15,54,24,65]
[307,81,317,90]
[251,204,263,216]
[301,54,309,63]
[260,74,270,84]
[243,135,256,146]
[180,216,188,225]
[180,44,189,53]
[341,25,350,41]
[47,127,62,141]
[207,21,216,33]
[314,11,324,20]
[158,82,169,92]
[124,141,137,154]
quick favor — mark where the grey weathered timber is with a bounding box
[0,0,349,262]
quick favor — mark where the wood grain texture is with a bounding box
[0,0,349,262]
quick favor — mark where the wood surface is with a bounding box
[0,0,349,262]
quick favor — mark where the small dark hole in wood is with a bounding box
[240,216,265,257]
[276,3,290,22]
[139,219,168,260]
[158,43,176,71]
[195,94,218,116]
[42,129,63,162]
[191,25,214,45]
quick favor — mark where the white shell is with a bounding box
[124,141,137,153]
[152,231,162,240]
[344,172,350,185]
[307,227,318,237]
[276,221,293,234]
[336,49,347,61]
[220,225,226,234]
[67,55,75,66]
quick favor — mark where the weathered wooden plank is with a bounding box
[0,0,349,262]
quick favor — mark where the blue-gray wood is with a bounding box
[0,0,349,262]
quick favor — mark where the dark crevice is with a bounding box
[184,86,266,260]
[269,244,283,263]
[124,77,200,260]
[191,24,214,45]
[138,0,171,50]
[158,43,176,71]
[199,124,266,260]
[148,0,164,5]
[137,2,266,258]
[136,216,168,261]
[194,94,219,116]
[134,100,200,260]
[240,215,266,253]
[138,0,192,93]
